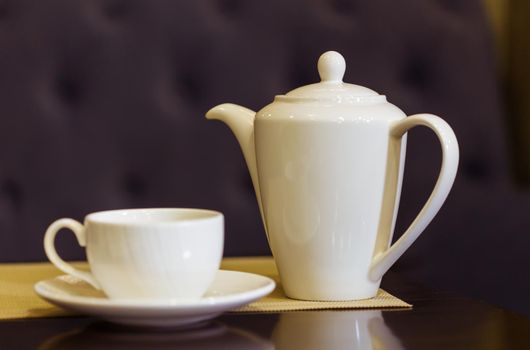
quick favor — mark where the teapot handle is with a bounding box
[369,114,459,282]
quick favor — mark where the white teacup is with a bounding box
[44,208,224,301]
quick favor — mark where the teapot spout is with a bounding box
[206,104,266,231]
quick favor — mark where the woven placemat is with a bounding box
[221,257,410,312]
[0,262,86,320]
[0,257,410,320]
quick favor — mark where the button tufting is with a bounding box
[103,0,130,19]
[462,158,491,181]
[287,49,314,89]
[0,1,8,20]
[1,179,23,211]
[242,172,254,193]
[217,0,244,17]
[176,68,202,104]
[329,0,357,16]
[56,76,82,106]
[437,0,468,13]
[124,173,148,197]
[401,55,432,90]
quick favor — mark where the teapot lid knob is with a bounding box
[318,51,346,83]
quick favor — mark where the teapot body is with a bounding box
[255,100,408,300]
[206,51,459,301]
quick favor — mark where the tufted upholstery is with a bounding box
[1,0,529,313]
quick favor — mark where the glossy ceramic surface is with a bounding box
[34,270,275,328]
[206,51,459,300]
[44,208,224,301]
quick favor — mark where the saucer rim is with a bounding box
[34,270,276,311]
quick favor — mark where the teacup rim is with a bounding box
[85,208,223,226]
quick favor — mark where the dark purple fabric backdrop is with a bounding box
[0,0,528,314]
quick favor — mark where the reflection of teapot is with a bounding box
[272,311,403,350]
[207,51,458,301]
[39,322,273,350]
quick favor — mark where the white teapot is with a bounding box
[206,51,458,301]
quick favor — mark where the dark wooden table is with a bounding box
[1,272,529,350]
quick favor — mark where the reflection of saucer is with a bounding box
[39,322,274,350]
[34,270,275,328]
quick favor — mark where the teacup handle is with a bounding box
[369,114,459,281]
[44,218,101,289]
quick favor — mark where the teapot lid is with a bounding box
[278,51,383,103]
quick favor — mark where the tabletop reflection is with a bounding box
[38,321,274,350]
[272,310,404,350]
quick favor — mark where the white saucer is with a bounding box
[34,270,275,328]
